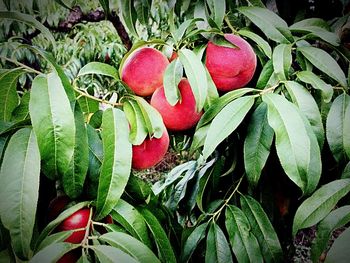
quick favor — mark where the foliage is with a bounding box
[0,0,349,262]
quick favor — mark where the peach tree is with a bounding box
[0,0,349,262]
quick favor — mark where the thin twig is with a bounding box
[1,56,43,75]
[73,86,122,107]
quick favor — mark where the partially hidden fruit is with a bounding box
[57,249,81,263]
[205,34,257,92]
[57,208,91,244]
[47,195,70,222]
[150,79,203,131]
[121,47,169,96]
[132,129,169,170]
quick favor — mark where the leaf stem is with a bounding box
[0,56,43,75]
[224,15,237,34]
[259,83,280,95]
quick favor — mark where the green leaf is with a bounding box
[292,178,350,235]
[181,222,209,262]
[0,69,23,122]
[92,245,138,263]
[290,18,330,30]
[256,60,274,89]
[172,18,203,43]
[240,195,283,263]
[272,44,292,80]
[204,68,219,110]
[0,11,56,49]
[95,108,132,220]
[237,7,290,43]
[137,207,176,263]
[342,162,350,179]
[123,99,147,145]
[296,71,334,103]
[163,58,183,106]
[190,124,210,154]
[36,231,74,252]
[120,0,138,38]
[111,199,152,248]
[125,174,152,202]
[206,0,226,29]
[196,88,256,129]
[34,202,90,250]
[134,0,150,26]
[262,93,321,195]
[244,102,274,187]
[203,96,255,159]
[311,205,350,262]
[62,103,89,199]
[324,227,350,263]
[29,242,78,263]
[99,232,160,263]
[326,93,350,163]
[132,96,165,139]
[205,223,233,263]
[179,48,208,112]
[78,62,119,80]
[11,92,30,121]
[99,0,110,15]
[284,81,325,148]
[298,46,347,88]
[29,73,75,179]
[0,128,40,260]
[238,29,272,58]
[225,205,263,263]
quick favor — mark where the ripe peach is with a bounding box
[205,34,257,92]
[57,249,81,263]
[150,79,202,131]
[132,129,169,170]
[57,208,91,244]
[47,195,70,222]
[121,47,169,96]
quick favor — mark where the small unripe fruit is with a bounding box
[150,79,202,131]
[121,47,169,96]
[57,208,91,244]
[206,34,257,92]
[132,129,169,170]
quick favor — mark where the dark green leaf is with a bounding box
[256,60,274,89]
[342,162,350,179]
[78,95,99,116]
[92,245,138,263]
[225,205,263,263]
[284,81,325,148]
[205,223,233,263]
[326,93,350,163]
[237,7,290,43]
[311,205,350,262]
[0,69,22,122]
[99,232,160,263]
[296,71,334,103]
[0,11,56,49]
[172,18,203,43]
[29,73,75,179]
[292,178,350,235]
[137,207,176,263]
[298,46,347,88]
[111,199,152,248]
[324,227,350,263]
[181,222,209,262]
[78,62,119,80]
[120,1,138,38]
[62,103,89,199]
[238,29,272,58]
[29,242,78,263]
[179,49,208,112]
[244,102,274,187]
[0,128,40,260]
[262,93,321,195]
[197,88,256,129]
[190,124,209,154]
[290,18,330,30]
[125,174,152,202]
[95,108,132,220]
[36,231,74,252]
[11,92,30,121]
[206,0,226,29]
[163,58,183,106]
[99,0,110,15]
[240,195,283,263]
[204,68,219,110]
[272,44,292,80]
[203,96,255,159]
[134,0,150,26]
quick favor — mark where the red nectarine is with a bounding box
[47,195,70,222]
[205,34,257,92]
[132,129,169,170]
[150,79,202,131]
[57,208,91,244]
[57,249,81,263]
[121,47,169,96]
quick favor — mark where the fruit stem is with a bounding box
[0,56,43,75]
[81,207,94,247]
[224,15,237,34]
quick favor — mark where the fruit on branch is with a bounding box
[47,195,70,222]
[150,79,203,131]
[57,208,91,244]
[205,34,257,92]
[132,129,169,170]
[121,47,169,96]
[57,249,81,263]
